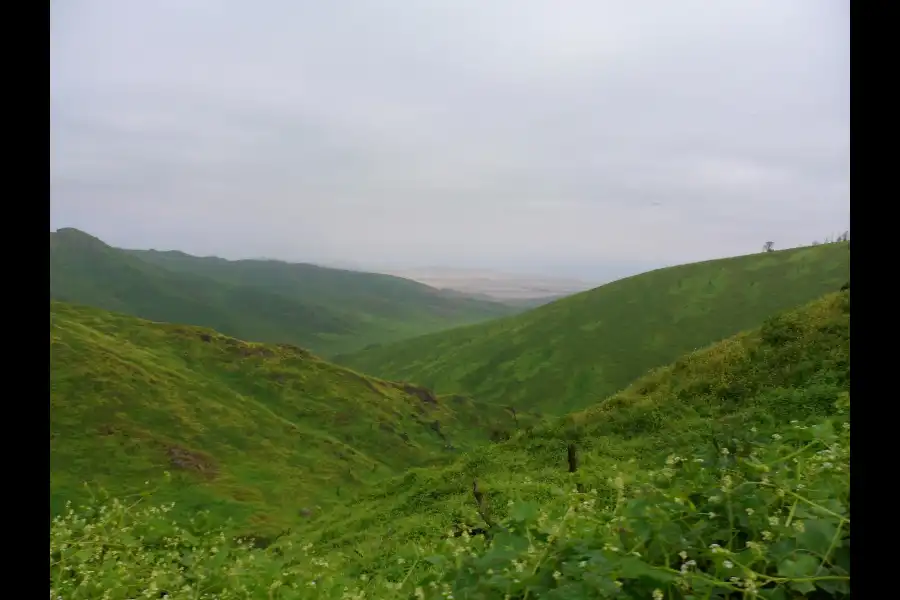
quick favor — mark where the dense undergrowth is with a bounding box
[51,398,849,599]
[50,291,850,598]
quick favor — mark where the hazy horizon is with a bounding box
[51,1,849,280]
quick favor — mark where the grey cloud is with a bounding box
[50,0,849,279]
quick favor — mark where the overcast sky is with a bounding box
[50,0,849,281]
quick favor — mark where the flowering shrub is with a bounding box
[50,496,352,599]
[50,397,849,599]
[415,397,850,599]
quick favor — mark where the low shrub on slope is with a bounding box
[51,292,849,598]
[340,243,850,415]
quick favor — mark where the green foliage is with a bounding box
[427,407,849,599]
[50,493,356,599]
[50,228,518,356]
[296,292,848,566]
[51,405,849,598]
[48,287,850,597]
[50,301,532,535]
[339,243,850,414]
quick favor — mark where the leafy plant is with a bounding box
[51,400,849,599]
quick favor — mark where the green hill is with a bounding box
[309,290,850,553]
[49,301,528,535]
[127,248,521,324]
[50,228,517,356]
[52,291,850,598]
[338,243,850,414]
[298,291,851,596]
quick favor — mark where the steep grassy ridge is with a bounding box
[49,301,525,535]
[52,291,850,598]
[339,243,850,414]
[50,228,517,356]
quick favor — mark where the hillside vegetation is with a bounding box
[52,291,850,598]
[339,243,850,414]
[127,248,522,323]
[50,228,517,356]
[50,301,528,536]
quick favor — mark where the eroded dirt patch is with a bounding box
[165,445,218,478]
[236,344,276,358]
[399,383,439,405]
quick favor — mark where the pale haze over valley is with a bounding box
[50,1,849,283]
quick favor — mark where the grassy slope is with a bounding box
[50,228,516,356]
[51,292,850,597]
[339,243,850,415]
[49,301,527,535]
[50,230,360,351]
[306,290,850,566]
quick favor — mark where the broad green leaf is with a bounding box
[815,578,850,595]
[777,553,820,578]
[789,580,816,594]
[508,501,540,523]
[796,518,840,556]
